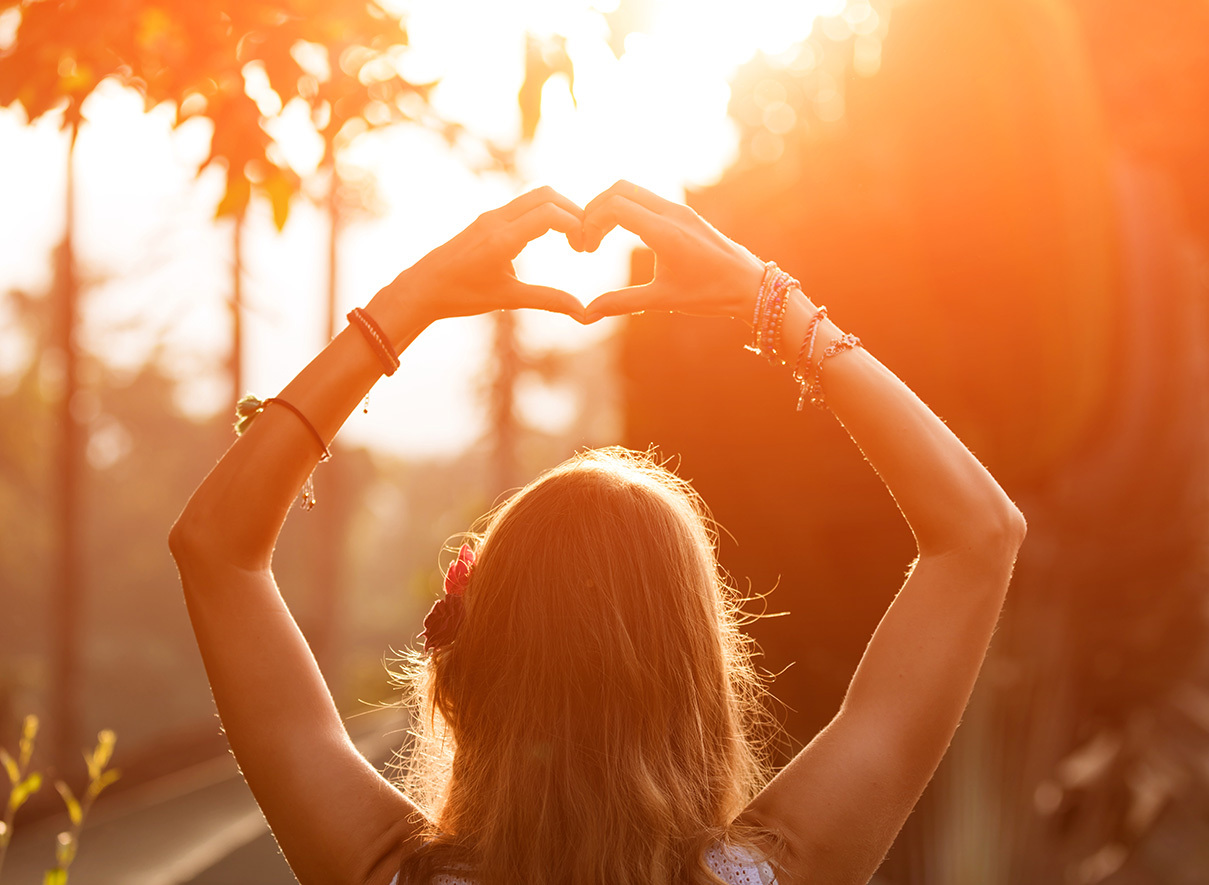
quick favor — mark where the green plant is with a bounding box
[43,729,119,885]
[0,714,43,880]
[0,717,120,885]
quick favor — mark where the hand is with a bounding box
[580,181,765,324]
[376,187,588,335]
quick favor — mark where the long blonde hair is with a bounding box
[396,447,777,885]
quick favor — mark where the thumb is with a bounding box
[504,281,587,323]
[584,282,669,323]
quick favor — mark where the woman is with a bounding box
[169,183,1025,885]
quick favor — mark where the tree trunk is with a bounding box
[490,310,520,492]
[311,159,343,679]
[230,212,245,411]
[50,121,81,773]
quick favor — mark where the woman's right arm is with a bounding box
[168,187,585,885]
[582,182,1026,885]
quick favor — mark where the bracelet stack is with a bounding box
[747,262,798,363]
[743,261,864,412]
[347,307,400,376]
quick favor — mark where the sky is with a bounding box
[0,0,853,457]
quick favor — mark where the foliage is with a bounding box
[0,715,42,880]
[0,0,435,229]
[42,728,119,885]
[0,716,118,885]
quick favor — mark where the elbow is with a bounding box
[168,503,220,572]
[1005,504,1027,549]
[168,510,201,568]
[922,499,1026,564]
[974,501,1027,564]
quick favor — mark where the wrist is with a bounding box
[364,267,434,353]
[733,252,767,326]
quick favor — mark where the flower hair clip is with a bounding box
[420,543,475,653]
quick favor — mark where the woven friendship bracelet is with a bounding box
[347,307,400,376]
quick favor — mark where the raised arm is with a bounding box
[583,182,1026,885]
[168,188,585,885]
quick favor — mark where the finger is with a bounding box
[503,281,587,322]
[584,282,671,323]
[582,195,670,252]
[500,185,584,225]
[502,203,585,254]
[583,180,674,219]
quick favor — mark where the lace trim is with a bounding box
[392,843,777,885]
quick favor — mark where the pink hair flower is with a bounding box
[421,544,475,652]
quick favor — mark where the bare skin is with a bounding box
[170,183,1024,885]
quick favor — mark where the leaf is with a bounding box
[9,772,42,812]
[55,781,82,826]
[55,830,76,869]
[92,730,115,772]
[88,767,120,799]
[19,713,38,768]
[0,747,19,785]
[264,168,299,232]
[43,866,67,885]
[215,173,252,220]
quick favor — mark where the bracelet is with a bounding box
[746,262,776,353]
[233,394,331,510]
[747,262,798,362]
[807,332,862,411]
[792,305,828,411]
[764,272,793,362]
[264,398,332,462]
[347,307,400,376]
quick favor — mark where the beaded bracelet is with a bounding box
[347,307,400,376]
[792,305,828,411]
[806,332,862,411]
[746,262,776,353]
[747,262,798,362]
[763,272,793,362]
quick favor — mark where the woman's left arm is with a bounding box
[168,188,585,885]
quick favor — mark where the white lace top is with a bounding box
[389,843,777,885]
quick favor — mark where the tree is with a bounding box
[0,0,437,765]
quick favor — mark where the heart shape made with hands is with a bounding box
[499,181,763,325]
[512,220,652,316]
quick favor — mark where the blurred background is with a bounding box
[1,0,1208,882]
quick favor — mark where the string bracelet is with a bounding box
[347,307,400,377]
[807,332,862,412]
[792,305,828,411]
[234,394,331,510]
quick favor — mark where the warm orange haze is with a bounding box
[2,0,1208,883]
